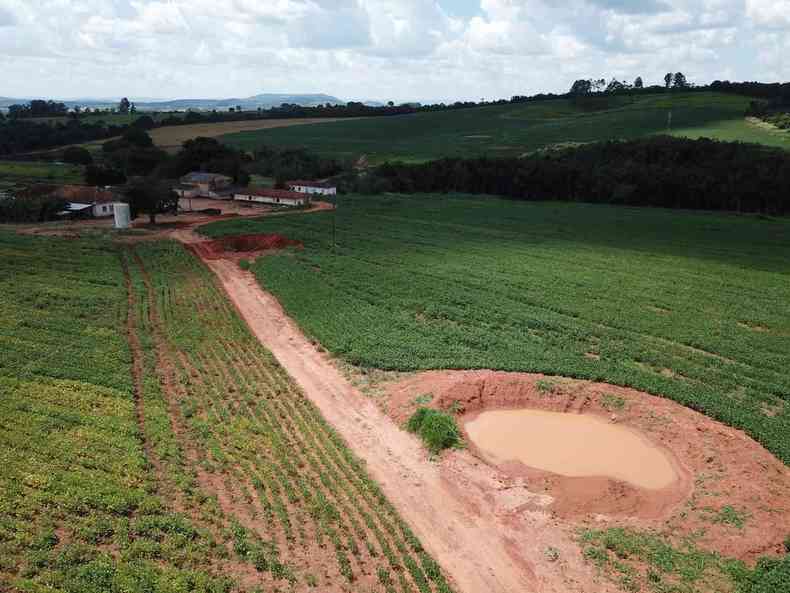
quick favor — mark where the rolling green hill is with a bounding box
[220,92,790,164]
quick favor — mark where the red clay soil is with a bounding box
[386,370,790,562]
[187,233,302,261]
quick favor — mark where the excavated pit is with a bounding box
[465,408,678,490]
[189,234,302,261]
[384,370,790,561]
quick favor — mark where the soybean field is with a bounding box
[220,92,790,164]
[0,230,452,593]
[201,195,790,465]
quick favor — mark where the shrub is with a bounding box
[406,408,461,454]
[62,146,93,165]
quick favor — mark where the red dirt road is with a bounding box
[175,225,613,593]
[196,259,540,593]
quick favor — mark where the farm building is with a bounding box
[24,184,127,219]
[175,172,234,199]
[234,188,311,207]
[287,180,337,196]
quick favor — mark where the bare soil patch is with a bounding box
[187,233,302,261]
[150,118,356,152]
[385,370,790,562]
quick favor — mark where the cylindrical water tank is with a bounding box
[114,203,131,229]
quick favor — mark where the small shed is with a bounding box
[176,172,234,199]
[287,180,337,196]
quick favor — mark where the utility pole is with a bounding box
[332,193,337,255]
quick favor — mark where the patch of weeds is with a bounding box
[414,393,433,405]
[577,527,760,593]
[238,259,252,271]
[784,535,790,553]
[305,573,318,587]
[536,379,558,395]
[544,547,560,562]
[711,505,749,529]
[584,545,609,567]
[601,393,627,412]
[407,408,462,455]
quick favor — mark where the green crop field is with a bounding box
[0,229,451,593]
[220,92,790,163]
[0,160,84,185]
[201,194,790,465]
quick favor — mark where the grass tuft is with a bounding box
[407,408,462,454]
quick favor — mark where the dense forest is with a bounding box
[347,136,790,215]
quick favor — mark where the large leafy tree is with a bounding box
[124,177,178,225]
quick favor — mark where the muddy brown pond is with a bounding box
[465,409,678,489]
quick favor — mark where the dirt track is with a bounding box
[171,218,790,593]
[174,224,615,593]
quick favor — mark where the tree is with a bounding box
[130,102,137,114]
[606,78,625,93]
[62,146,93,166]
[124,177,178,224]
[593,78,606,93]
[569,79,593,95]
[634,76,644,89]
[672,72,689,89]
[664,73,673,88]
[85,165,127,186]
[118,98,131,114]
[131,115,156,130]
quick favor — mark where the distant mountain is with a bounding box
[0,93,346,112]
[133,93,344,111]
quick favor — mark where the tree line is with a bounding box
[343,136,790,215]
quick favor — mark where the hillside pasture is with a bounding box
[219,92,790,163]
[201,195,790,465]
[0,160,84,185]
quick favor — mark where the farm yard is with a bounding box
[219,92,790,164]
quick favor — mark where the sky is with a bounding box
[0,0,788,103]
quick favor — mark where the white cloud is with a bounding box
[745,0,790,28]
[0,0,787,103]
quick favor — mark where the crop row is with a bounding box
[129,241,454,593]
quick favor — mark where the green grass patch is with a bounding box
[580,527,789,593]
[601,393,627,412]
[406,408,462,454]
[0,160,84,184]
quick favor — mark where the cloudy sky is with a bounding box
[0,0,788,103]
